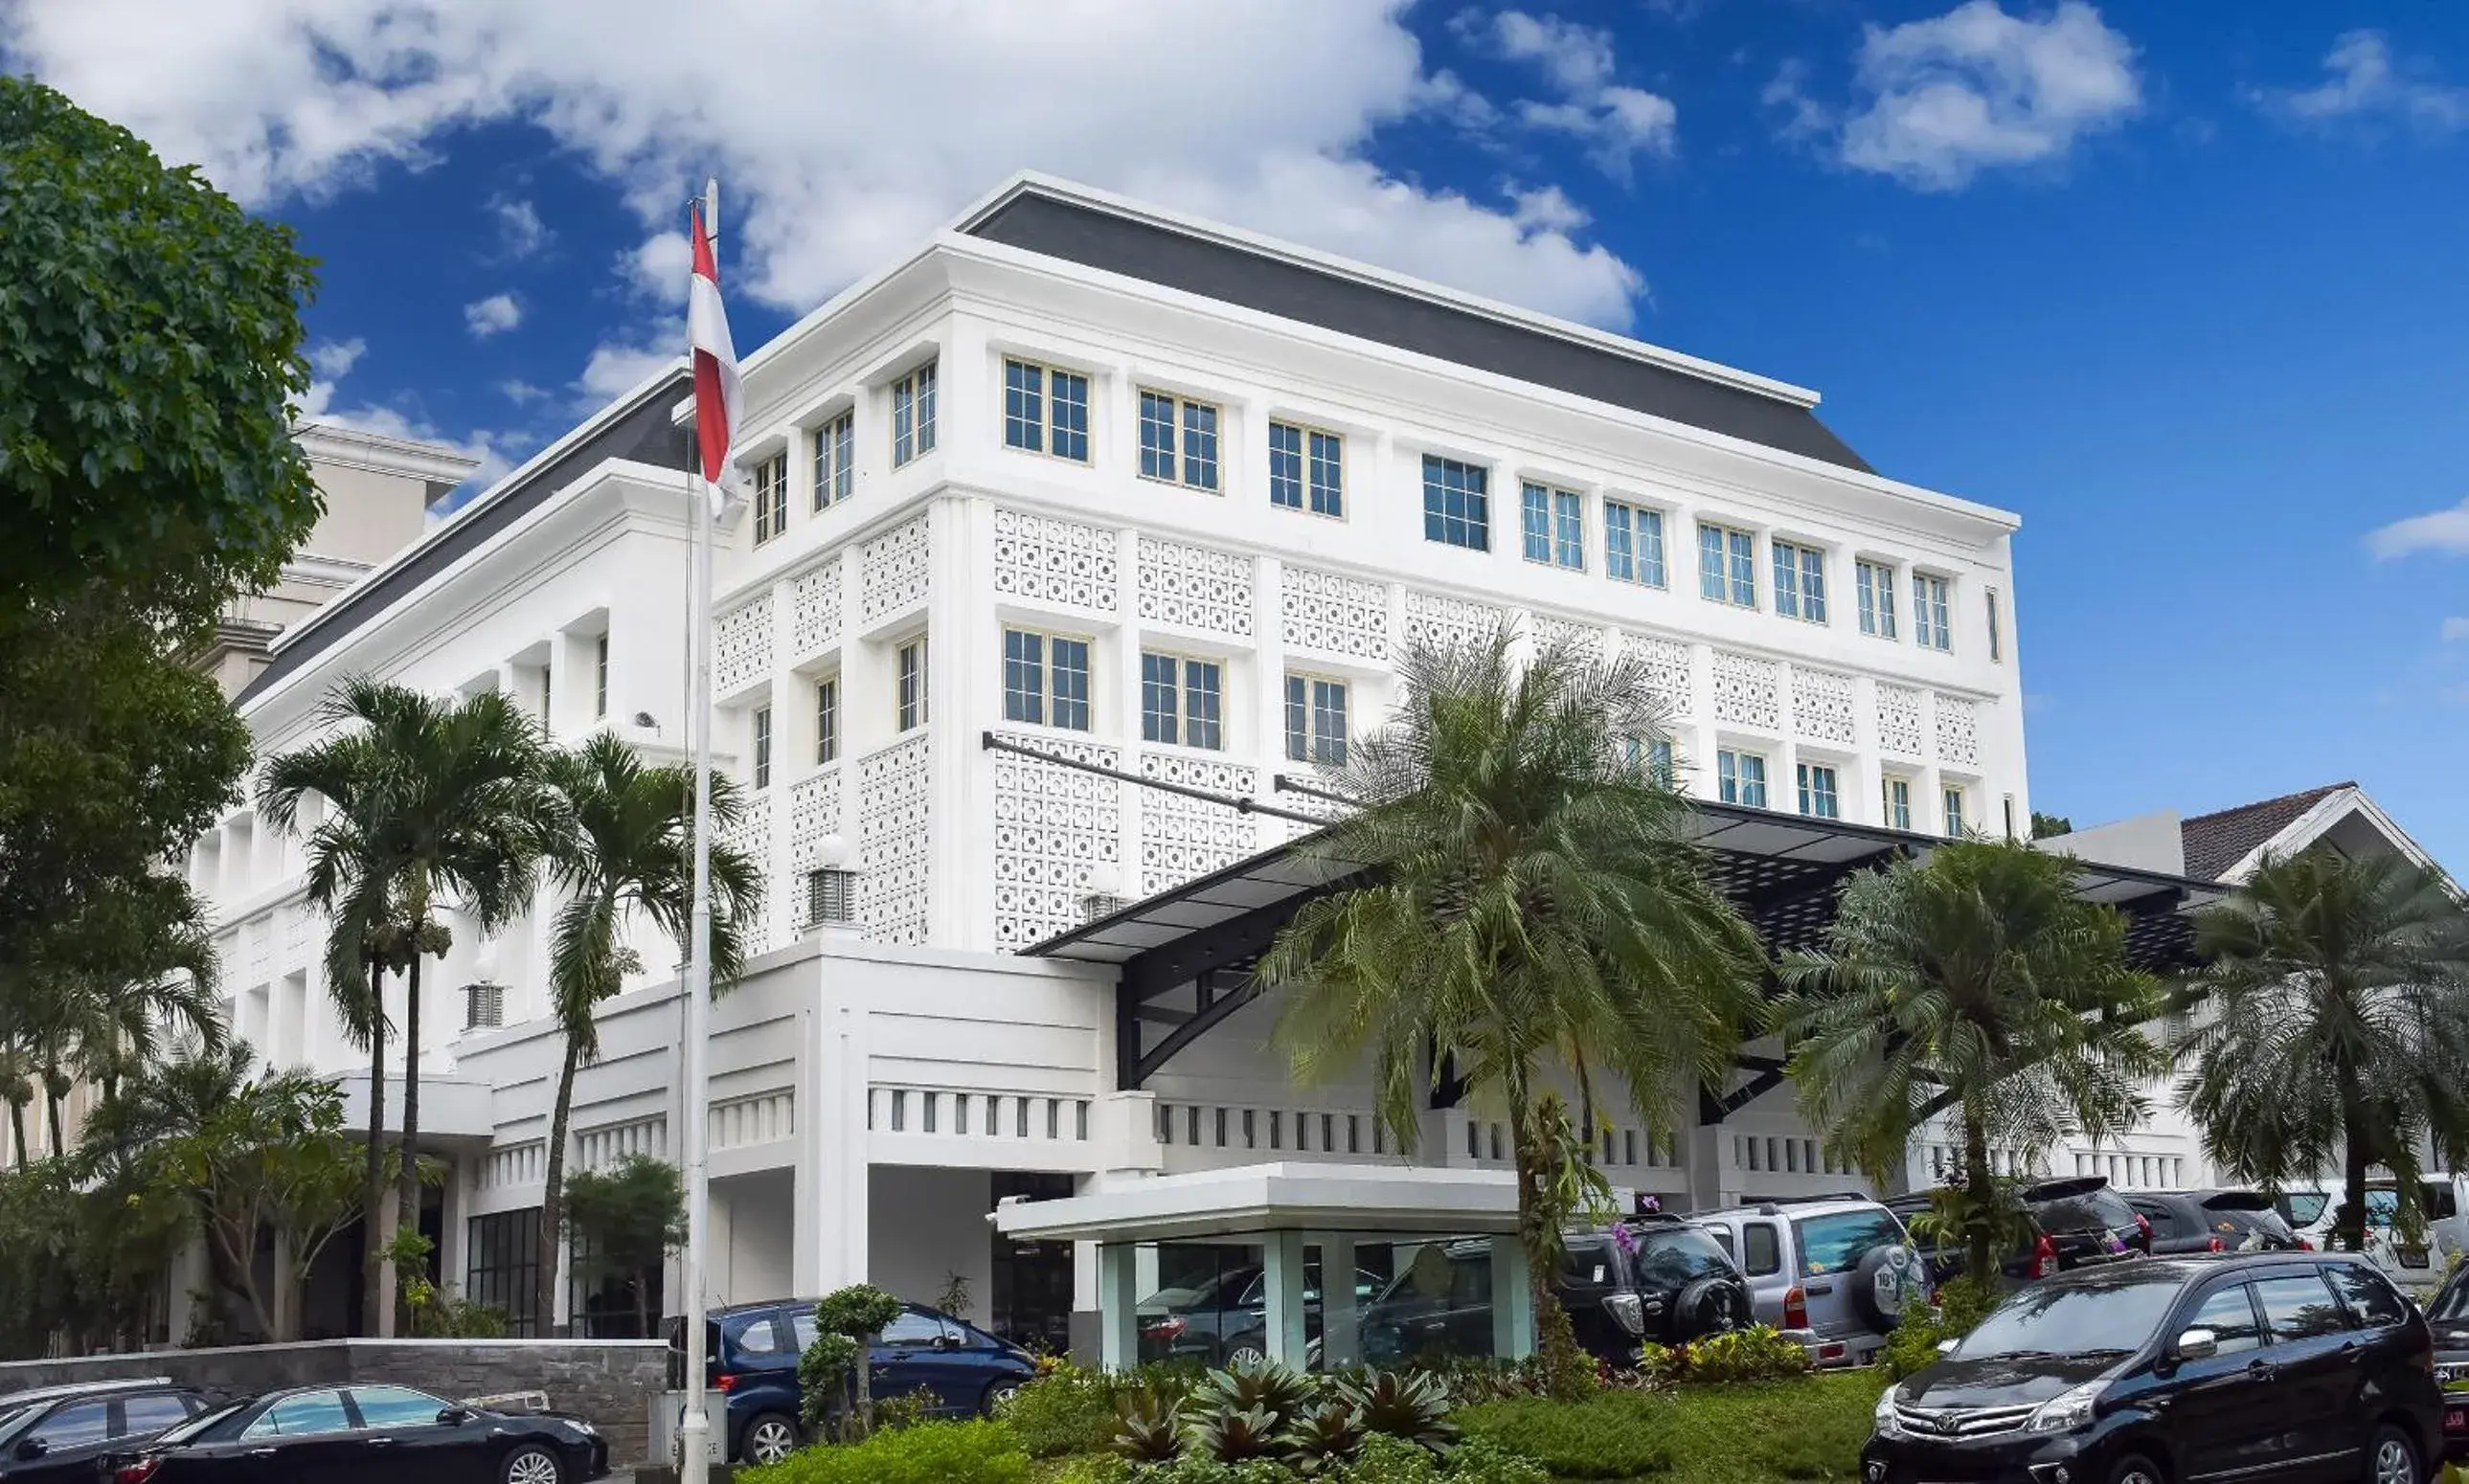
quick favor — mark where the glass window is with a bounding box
[464,1206,541,1336]
[751,706,772,790]
[30,1401,112,1449]
[1699,523,1756,607]
[244,1391,355,1439]
[1422,455,1490,551]
[1139,391,1215,488]
[736,1315,785,1354]
[1305,429,1343,516]
[2254,1274,2349,1341]
[1794,1209,1906,1277]
[815,677,839,765]
[1628,1227,1739,1289]
[1284,674,1348,766]
[879,1310,944,1348]
[1962,1273,2184,1358]
[812,412,854,508]
[1182,400,1217,489]
[1717,750,1767,809]
[1051,371,1089,462]
[1142,654,1222,750]
[1856,560,1897,639]
[1050,637,1090,730]
[1268,421,1302,509]
[2326,1264,2409,1327]
[1007,361,1090,461]
[1914,573,1952,651]
[1605,501,1665,587]
[594,633,609,719]
[1740,1223,1782,1276]
[1883,777,1913,831]
[1004,628,1089,731]
[751,451,788,546]
[1986,588,2003,663]
[1773,540,1826,623]
[892,360,938,466]
[348,1387,450,1429]
[896,638,927,731]
[1629,735,1676,787]
[1520,483,1583,570]
[1006,359,1045,453]
[2186,1286,2266,1355]
[1797,763,1840,820]
[1944,786,1967,838]
[789,1311,820,1350]
[121,1395,193,1437]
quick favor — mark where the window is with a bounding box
[1521,483,1583,570]
[1139,390,1219,489]
[879,1310,946,1348]
[349,1387,450,1429]
[1284,674,1348,765]
[1604,501,1665,587]
[2187,1285,2264,1355]
[1943,785,1967,837]
[1269,422,1343,516]
[1003,359,1091,462]
[244,1391,354,1439]
[1797,762,1841,819]
[2254,1274,2349,1342]
[2323,1264,2409,1327]
[1698,523,1756,607]
[1986,588,2003,663]
[812,411,854,508]
[1421,455,1490,551]
[1883,776,1914,831]
[896,637,927,731]
[751,450,788,545]
[1629,735,1676,786]
[1717,749,1767,808]
[1740,1223,1783,1277]
[814,676,839,765]
[1141,653,1223,750]
[464,1207,541,1337]
[30,1401,112,1449]
[1914,573,1953,651]
[594,633,609,719]
[892,360,937,466]
[1772,539,1827,623]
[1856,560,1898,639]
[1002,627,1091,731]
[751,706,772,790]
[122,1395,193,1435]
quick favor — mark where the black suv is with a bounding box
[1866,1254,2440,1484]
[1360,1217,1750,1365]
[1888,1176,2151,1284]
[2419,1258,2469,1458]
[2127,1190,2301,1256]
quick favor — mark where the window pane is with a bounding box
[1141,653,1178,744]
[2254,1275,2349,1341]
[1185,660,1223,751]
[816,679,839,765]
[122,1395,192,1436]
[1051,371,1090,462]
[1284,675,1308,761]
[1740,754,1767,809]
[1140,392,1176,480]
[1269,422,1303,509]
[1772,542,1800,619]
[1637,507,1665,587]
[1422,456,1489,551]
[1717,750,1739,803]
[1698,524,1726,600]
[2187,1287,2265,1354]
[1605,502,1634,581]
[880,1311,942,1347]
[1856,563,1877,635]
[1741,1224,1782,1277]
[1728,529,1756,606]
[752,706,772,790]
[1182,401,1217,488]
[1878,570,1898,639]
[32,1402,113,1448]
[2323,1264,2408,1327]
[1004,360,1043,453]
[1308,431,1344,516]
[246,1391,353,1439]
[1521,483,1552,563]
[349,1387,450,1429]
[1312,681,1348,766]
[1050,637,1091,731]
[1003,629,1044,725]
[1553,489,1583,569]
[914,362,937,454]
[1801,549,1827,623]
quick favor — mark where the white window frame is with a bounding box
[1942,782,1969,838]
[1003,357,1092,463]
[1141,651,1225,751]
[1420,455,1490,552]
[1986,587,2004,663]
[1856,560,1899,640]
[1716,748,1768,808]
[593,633,609,719]
[814,673,840,765]
[1283,672,1349,766]
[811,410,854,509]
[1268,421,1343,517]
[1520,482,1584,571]
[1772,539,1828,624]
[1139,389,1221,491]
[1882,775,1914,831]
[1003,626,1094,731]
[891,360,938,467]
[895,636,928,731]
[751,705,773,791]
[751,450,788,546]
[1796,760,1841,820]
[1604,500,1666,588]
[1914,572,1954,652]
[1698,522,1757,608]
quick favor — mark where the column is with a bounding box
[1316,1235,1360,1370]
[1487,1237,1533,1360]
[1262,1230,1309,1367]
[1688,1125,1731,1209]
[1098,1242,1141,1372]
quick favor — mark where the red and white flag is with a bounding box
[688,194,740,516]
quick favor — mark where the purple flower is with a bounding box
[2107,1236,2128,1254]
[1613,1222,1640,1256]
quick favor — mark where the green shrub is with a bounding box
[1335,1370,1458,1453]
[1455,1390,1671,1480]
[1458,1371,1885,1484]
[1634,1325,1809,1386]
[1340,1433,1439,1484]
[1438,1437,1552,1484]
[1008,1360,1206,1458]
[1884,1276,1998,1381]
[739,1418,1029,1484]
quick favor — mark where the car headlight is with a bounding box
[1874,1384,1905,1439]
[2026,1382,2102,1434]
[568,1420,597,1436]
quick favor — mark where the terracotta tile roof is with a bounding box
[2179,782,2354,882]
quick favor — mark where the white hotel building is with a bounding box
[193,176,2187,1350]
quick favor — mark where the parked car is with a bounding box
[0,1380,218,1483]
[1137,1263,1386,1366]
[1866,1253,2440,1484]
[2278,1178,2466,1293]
[106,1383,607,1484]
[1360,1217,1751,1366]
[1885,1176,2151,1285]
[2418,1256,2469,1458]
[2125,1189,2301,1256]
[684,1297,1036,1465]
[1689,1195,1928,1367]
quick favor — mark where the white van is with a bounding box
[2276,1176,2469,1292]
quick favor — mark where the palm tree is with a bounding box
[260,677,560,1333]
[534,733,762,1333]
[2171,847,2469,1254]
[1256,628,1764,1373]
[1776,839,2165,1281]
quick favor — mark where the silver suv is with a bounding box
[1689,1194,1927,1366]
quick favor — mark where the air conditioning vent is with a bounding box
[1080,893,1128,924]
[464,982,506,1031]
[804,867,856,929]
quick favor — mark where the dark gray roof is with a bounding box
[238,372,694,707]
[2180,783,2353,882]
[962,189,1872,474]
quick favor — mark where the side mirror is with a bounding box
[2175,1327,2218,1361]
[14,1437,46,1460]
[436,1405,476,1426]
[1935,1338,1959,1356]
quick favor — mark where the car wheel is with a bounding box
[2106,1452,2165,1484]
[740,1411,801,1467]
[2369,1425,2420,1484]
[1223,1339,1268,1369]
[501,1445,565,1484]
[982,1379,1024,1417]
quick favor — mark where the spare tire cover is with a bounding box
[1853,1244,1925,1331]
[1673,1275,1749,1339]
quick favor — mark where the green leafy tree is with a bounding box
[1257,628,1763,1381]
[2030,811,2073,840]
[2171,848,2469,1253]
[260,678,561,1333]
[562,1152,687,1338]
[799,1284,907,1440]
[536,733,761,1332]
[1777,840,2165,1280]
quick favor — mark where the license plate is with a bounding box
[2438,1364,2469,1386]
[2446,1410,2467,1434]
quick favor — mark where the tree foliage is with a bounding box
[1258,627,1762,1383]
[2029,811,2073,840]
[1777,840,2164,1280]
[2171,847,2469,1252]
[562,1152,686,1338]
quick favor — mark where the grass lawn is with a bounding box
[1454,1369,1889,1484]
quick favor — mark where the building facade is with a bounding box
[195,177,2034,1343]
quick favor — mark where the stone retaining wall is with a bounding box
[0,1339,668,1465]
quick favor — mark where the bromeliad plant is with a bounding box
[1108,1360,1461,1473]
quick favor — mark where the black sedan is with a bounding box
[110,1383,607,1484]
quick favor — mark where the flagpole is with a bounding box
[676,176,719,1484]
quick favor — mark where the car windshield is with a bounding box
[2281,1192,2330,1227]
[2429,1271,2469,1323]
[1628,1226,1738,1288]
[1795,1209,1906,1278]
[1959,1270,2184,1359]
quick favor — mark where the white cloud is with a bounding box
[1762,59,1833,143]
[1456,9,1678,178]
[463,292,522,337]
[578,340,680,403]
[1,0,1646,329]
[488,192,552,259]
[2254,31,2469,135]
[1829,1,2141,191]
[498,378,550,406]
[2442,618,2469,643]
[2367,498,2469,560]
[306,336,366,378]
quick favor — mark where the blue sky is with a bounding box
[6,1,2464,870]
